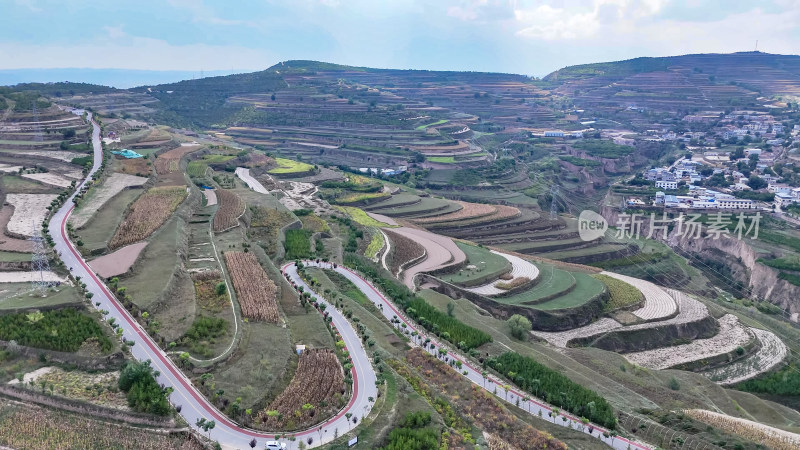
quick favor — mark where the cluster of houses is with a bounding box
[358,165,408,176]
[644,159,706,188]
[639,158,766,210]
[637,110,796,147]
[651,188,757,210]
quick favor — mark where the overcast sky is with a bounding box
[2,0,799,77]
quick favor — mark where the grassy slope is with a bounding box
[439,242,511,286]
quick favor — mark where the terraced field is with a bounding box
[532,288,711,348]
[625,314,753,370]
[70,173,148,228]
[267,157,315,176]
[600,271,677,320]
[702,327,789,385]
[526,272,605,310]
[463,251,540,296]
[494,263,576,306]
[363,192,421,210]
[439,242,511,287]
[387,226,466,288]
[368,196,461,218]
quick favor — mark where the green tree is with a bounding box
[215,282,227,296]
[747,174,767,190]
[507,314,532,340]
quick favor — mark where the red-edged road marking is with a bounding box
[58,209,362,440]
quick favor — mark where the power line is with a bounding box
[30,224,52,297]
[549,185,560,220]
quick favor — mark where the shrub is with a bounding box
[507,314,531,340]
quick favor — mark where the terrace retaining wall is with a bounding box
[0,300,84,316]
[418,273,607,332]
[570,314,719,353]
[0,340,125,370]
[559,243,639,265]
[0,385,176,428]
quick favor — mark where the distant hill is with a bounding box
[0,68,239,89]
[542,52,800,115]
[136,70,287,128]
[545,52,800,89]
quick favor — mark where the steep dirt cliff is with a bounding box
[600,204,800,315]
[668,231,800,316]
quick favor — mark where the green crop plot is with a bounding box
[415,119,449,130]
[496,264,575,306]
[268,157,314,174]
[593,274,643,311]
[440,243,510,287]
[532,272,605,310]
[336,206,396,227]
[284,228,313,259]
[427,156,456,163]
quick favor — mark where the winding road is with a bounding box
[49,111,650,449]
[49,111,377,449]
[300,261,654,450]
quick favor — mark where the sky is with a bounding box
[2,0,800,79]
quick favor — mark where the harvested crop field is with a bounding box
[384,228,426,276]
[5,193,58,237]
[108,186,187,249]
[21,172,72,188]
[70,173,148,228]
[212,190,245,232]
[0,205,33,252]
[685,409,800,450]
[154,146,200,175]
[464,251,540,296]
[13,150,87,162]
[257,348,345,430]
[387,226,466,288]
[0,271,66,283]
[625,314,752,370]
[117,157,150,176]
[224,251,279,322]
[0,399,202,450]
[88,242,148,278]
[703,327,788,385]
[413,200,496,224]
[601,271,677,320]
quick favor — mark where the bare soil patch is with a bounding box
[5,194,58,237]
[88,242,148,278]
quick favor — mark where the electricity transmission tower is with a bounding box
[31,101,44,142]
[30,225,51,296]
[549,185,560,220]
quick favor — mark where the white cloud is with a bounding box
[167,0,252,26]
[13,0,41,13]
[514,0,667,40]
[446,0,516,23]
[103,25,127,40]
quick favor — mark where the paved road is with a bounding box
[49,112,377,449]
[300,261,653,450]
[234,167,268,194]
